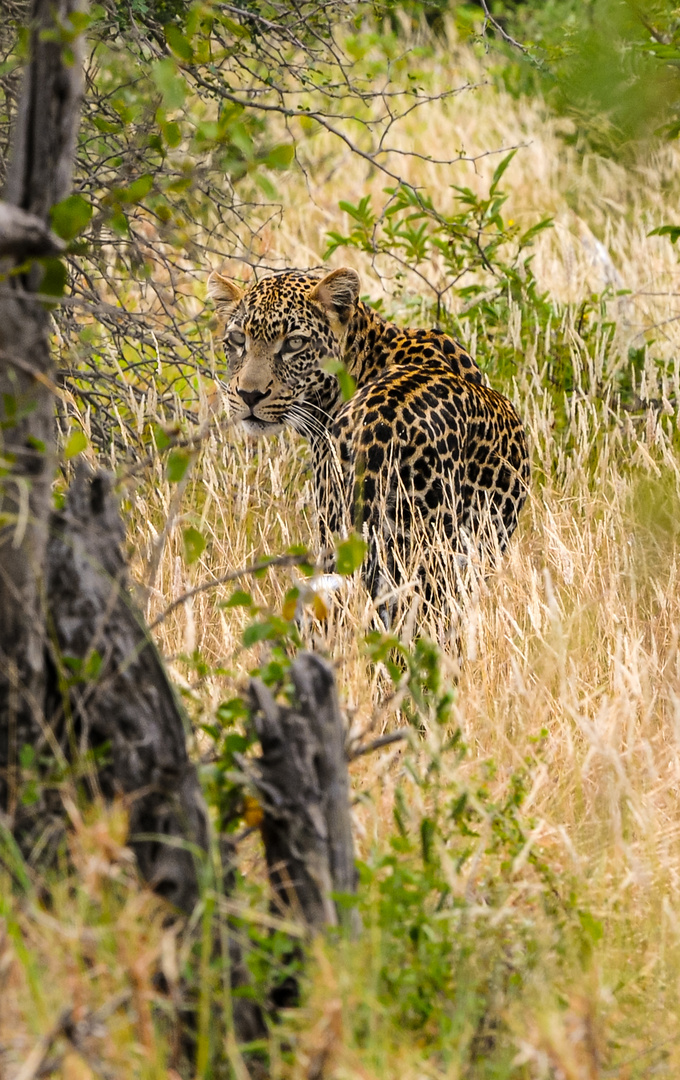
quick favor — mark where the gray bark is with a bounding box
[43,466,210,912]
[0,202,65,258]
[3,1,84,216]
[0,0,84,822]
[248,654,358,932]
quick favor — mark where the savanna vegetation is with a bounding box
[2,0,680,1076]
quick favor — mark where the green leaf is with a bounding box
[117,174,154,204]
[40,257,68,298]
[223,589,254,609]
[339,195,374,227]
[336,533,367,575]
[109,211,129,237]
[182,526,206,565]
[649,224,680,244]
[195,120,219,143]
[420,817,435,864]
[323,358,356,401]
[324,230,352,258]
[242,620,276,646]
[64,429,87,459]
[50,194,92,241]
[649,43,680,60]
[160,120,182,148]
[153,424,172,451]
[65,10,91,34]
[0,820,33,893]
[165,23,194,61]
[519,217,554,245]
[84,650,103,680]
[218,14,251,39]
[229,124,254,159]
[19,745,35,769]
[93,116,122,134]
[152,58,186,110]
[167,449,191,482]
[264,143,295,170]
[165,176,192,194]
[578,909,604,945]
[255,173,278,200]
[223,732,249,755]
[259,657,289,685]
[489,149,517,195]
[436,689,455,725]
[216,697,249,725]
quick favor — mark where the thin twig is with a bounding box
[348,728,410,760]
[478,0,536,57]
[16,993,131,1080]
[14,1010,74,1080]
[150,552,315,628]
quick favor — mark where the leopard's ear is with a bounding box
[309,267,360,325]
[207,271,244,320]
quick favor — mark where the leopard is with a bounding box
[207,265,529,613]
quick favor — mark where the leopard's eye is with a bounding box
[227,328,246,347]
[285,334,308,352]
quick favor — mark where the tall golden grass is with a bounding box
[4,19,680,1078]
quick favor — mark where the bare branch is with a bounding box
[478,0,535,57]
[349,727,410,760]
[0,201,65,257]
[150,551,316,628]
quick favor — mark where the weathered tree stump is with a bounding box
[248,654,358,932]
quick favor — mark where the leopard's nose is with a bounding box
[237,388,270,410]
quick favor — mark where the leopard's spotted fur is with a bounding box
[208,266,529,604]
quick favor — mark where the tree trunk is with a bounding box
[0,0,83,827]
[0,1,215,917]
[249,654,358,931]
[43,465,211,911]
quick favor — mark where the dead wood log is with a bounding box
[0,17,267,1053]
[248,654,358,932]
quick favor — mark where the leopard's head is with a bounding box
[207,267,360,435]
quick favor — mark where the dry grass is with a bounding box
[4,19,680,1079]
